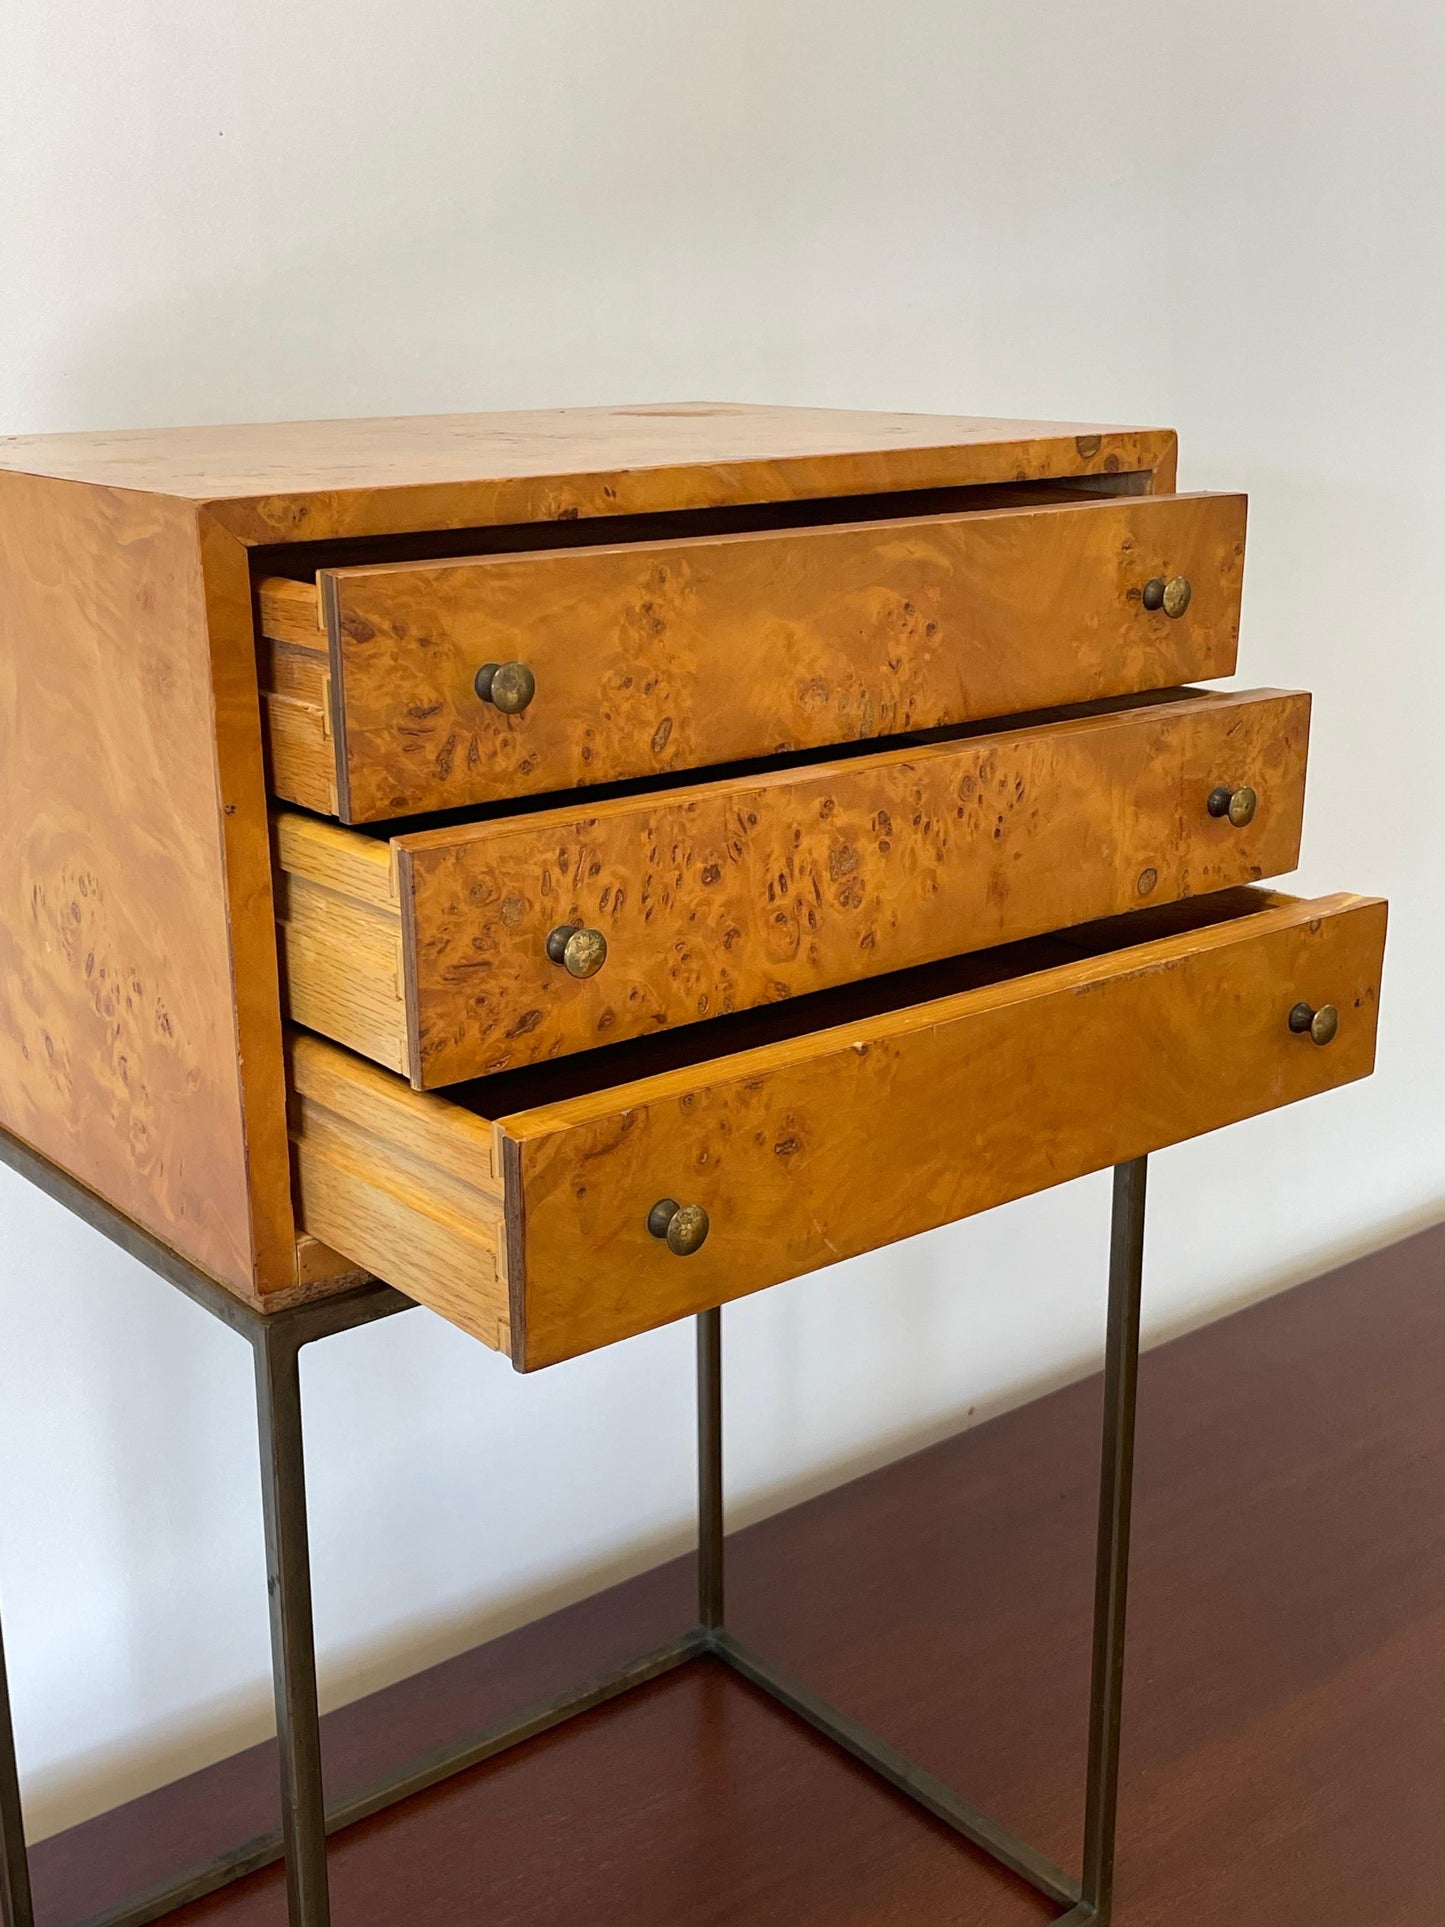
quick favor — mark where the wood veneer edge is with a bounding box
[196,510,300,1297]
[499,1130,528,1371]
[318,570,353,823]
[394,842,426,1090]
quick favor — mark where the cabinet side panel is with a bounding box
[0,473,255,1290]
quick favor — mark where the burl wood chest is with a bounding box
[0,404,1385,1370]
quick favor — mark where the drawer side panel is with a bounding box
[288,1035,508,1350]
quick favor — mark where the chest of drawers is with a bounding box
[0,402,1384,1366]
[0,401,1387,1927]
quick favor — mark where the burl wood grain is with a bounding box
[0,407,1189,1310]
[359,687,1307,1086]
[0,476,265,1290]
[501,892,1386,1368]
[0,403,1178,545]
[312,491,1245,821]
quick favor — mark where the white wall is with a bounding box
[1,0,1441,1839]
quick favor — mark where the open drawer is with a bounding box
[274,687,1310,1088]
[259,489,1246,822]
[288,886,1386,1369]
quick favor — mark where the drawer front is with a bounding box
[288,891,1384,1367]
[276,688,1309,1088]
[502,892,1383,1367]
[269,491,1246,822]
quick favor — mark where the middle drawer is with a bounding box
[273,686,1309,1089]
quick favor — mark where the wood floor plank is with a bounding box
[23,1220,1445,1926]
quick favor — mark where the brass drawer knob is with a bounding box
[1207,784,1258,827]
[647,1198,710,1256]
[1142,575,1192,618]
[1289,1001,1339,1047]
[546,925,608,979]
[474,660,536,714]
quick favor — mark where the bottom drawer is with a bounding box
[288,886,1386,1369]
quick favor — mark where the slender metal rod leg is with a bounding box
[697,1307,724,1632]
[1080,1157,1148,1923]
[254,1326,331,1927]
[0,1610,34,1927]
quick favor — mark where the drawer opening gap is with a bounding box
[442,886,1291,1125]
[336,686,1211,843]
[250,473,1155,585]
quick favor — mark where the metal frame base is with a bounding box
[0,1123,1147,1927]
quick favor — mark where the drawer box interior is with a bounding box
[288,887,1385,1368]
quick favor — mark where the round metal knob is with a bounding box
[546,925,607,979]
[1142,575,1192,618]
[1288,1001,1339,1047]
[474,661,536,714]
[1207,784,1258,827]
[646,1198,710,1256]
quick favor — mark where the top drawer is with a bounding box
[259,490,1246,822]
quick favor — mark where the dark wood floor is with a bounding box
[26,1221,1445,1925]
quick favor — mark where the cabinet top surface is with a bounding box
[0,402,1175,544]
